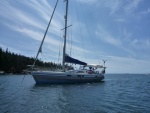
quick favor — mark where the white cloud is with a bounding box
[4,23,91,58]
[105,55,150,73]
[114,18,126,22]
[103,0,121,15]
[140,8,150,15]
[22,0,51,22]
[146,39,150,46]
[123,29,132,40]
[84,0,142,16]
[6,25,60,47]
[0,0,63,31]
[0,1,45,30]
[95,26,122,46]
[77,0,98,4]
[95,26,137,57]
[131,38,150,51]
[132,39,138,45]
[22,0,62,23]
[124,0,142,14]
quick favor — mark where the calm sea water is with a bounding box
[0,74,150,113]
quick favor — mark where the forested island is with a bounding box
[0,48,62,74]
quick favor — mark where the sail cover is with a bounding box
[65,54,87,65]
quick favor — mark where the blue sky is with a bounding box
[0,0,150,73]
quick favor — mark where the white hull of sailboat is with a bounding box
[32,71,104,84]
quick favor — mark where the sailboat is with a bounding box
[31,0,106,84]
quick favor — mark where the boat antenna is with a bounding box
[62,0,69,72]
[32,0,59,69]
[102,59,107,67]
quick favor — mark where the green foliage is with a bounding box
[0,48,62,73]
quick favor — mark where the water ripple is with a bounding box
[0,74,150,113]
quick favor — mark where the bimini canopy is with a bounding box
[65,54,87,65]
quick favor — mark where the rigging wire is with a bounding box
[69,25,73,57]
[58,27,64,66]
[67,20,73,57]
[77,1,101,63]
[68,3,73,58]
[67,23,73,67]
[74,0,86,61]
[58,30,61,65]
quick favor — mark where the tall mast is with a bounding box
[62,0,68,71]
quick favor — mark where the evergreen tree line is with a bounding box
[0,48,62,73]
